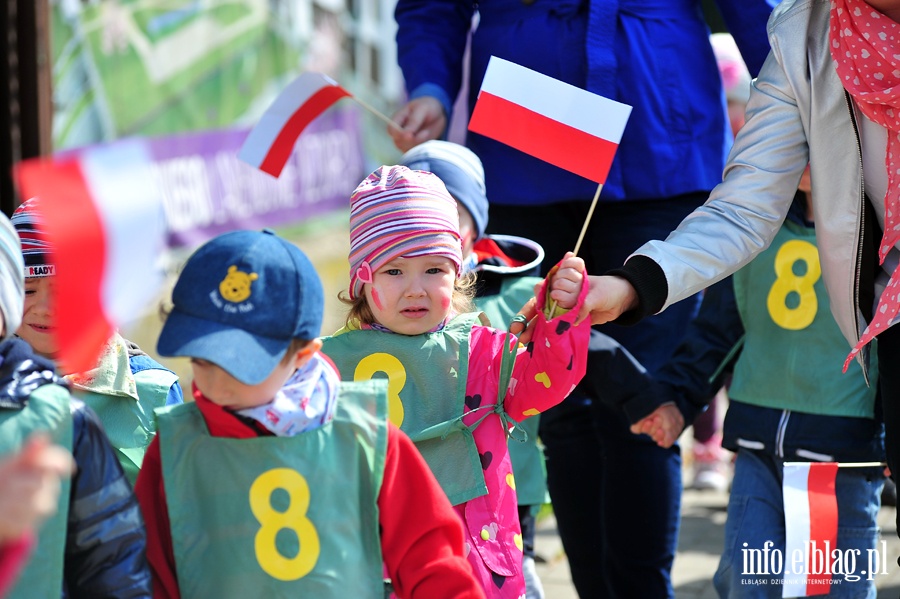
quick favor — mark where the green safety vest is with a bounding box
[0,384,73,599]
[157,380,387,598]
[476,276,549,507]
[731,219,877,417]
[322,313,491,506]
[76,366,177,484]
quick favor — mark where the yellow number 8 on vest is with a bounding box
[354,353,406,427]
[250,468,320,581]
[766,239,821,331]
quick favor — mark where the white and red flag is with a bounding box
[13,141,167,373]
[782,462,839,597]
[468,56,632,184]
[238,72,351,177]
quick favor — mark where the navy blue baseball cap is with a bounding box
[157,229,324,385]
[399,140,489,240]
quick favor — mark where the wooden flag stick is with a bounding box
[349,95,403,131]
[572,182,603,257]
[784,461,886,468]
[548,182,603,318]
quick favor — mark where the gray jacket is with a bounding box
[620,0,877,375]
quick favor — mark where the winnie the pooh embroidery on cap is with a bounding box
[219,265,258,303]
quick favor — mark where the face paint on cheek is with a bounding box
[441,296,451,311]
[371,287,384,311]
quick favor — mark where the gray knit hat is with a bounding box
[0,212,24,340]
[399,141,489,240]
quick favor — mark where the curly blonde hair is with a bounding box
[340,271,478,327]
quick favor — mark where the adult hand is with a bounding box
[630,403,685,449]
[0,433,75,543]
[576,275,639,326]
[389,96,447,152]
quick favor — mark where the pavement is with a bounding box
[533,456,900,598]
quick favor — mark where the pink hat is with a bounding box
[348,165,462,299]
[711,33,751,105]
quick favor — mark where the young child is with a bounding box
[0,433,75,597]
[401,143,672,599]
[0,209,152,598]
[637,172,886,596]
[0,434,74,597]
[12,197,183,483]
[321,165,591,597]
[400,140,549,598]
[680,31,753,494]
[135,229,482,599]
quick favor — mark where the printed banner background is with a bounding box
[48,0,410,369]
[50,0,405,247]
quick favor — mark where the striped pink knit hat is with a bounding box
[348,165,462,299]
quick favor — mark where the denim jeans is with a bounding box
[714,450,883,599]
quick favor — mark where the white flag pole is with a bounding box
[783,461,886,468]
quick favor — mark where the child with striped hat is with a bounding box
[321,165,591,598]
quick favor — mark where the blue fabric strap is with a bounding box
[586,0,618,95]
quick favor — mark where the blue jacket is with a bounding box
[655,200,885,464]
[129,354,183,407]
[395,0,776,206]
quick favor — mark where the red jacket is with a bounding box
[135,391,484,599]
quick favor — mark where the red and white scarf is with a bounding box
[831,0,900,370]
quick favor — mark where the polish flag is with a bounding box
[239,72,351,178]
[468,56,632,184]
[782,462,839,597]
[13,141,167,373]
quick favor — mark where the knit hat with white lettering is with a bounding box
[11,197,55,279]
[348,165,462,299]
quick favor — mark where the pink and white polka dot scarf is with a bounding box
[831,0,900,369]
